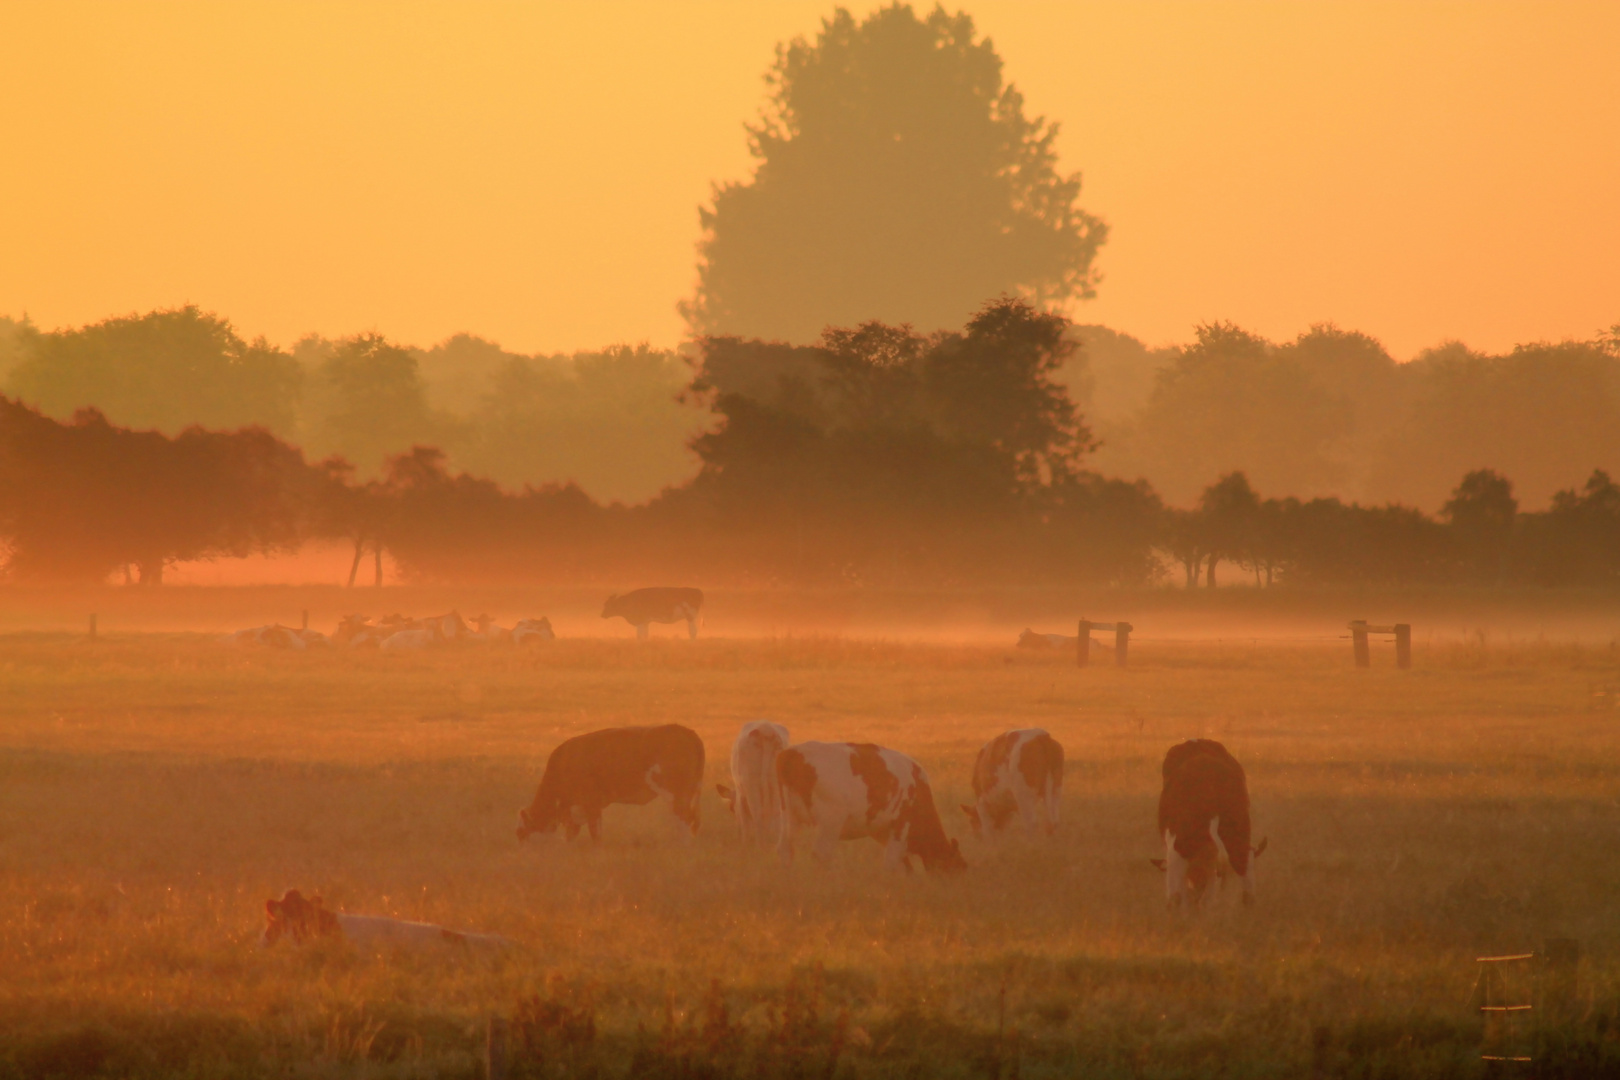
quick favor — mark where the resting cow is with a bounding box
[517,724,704,842]
[1017,629,1076,649]
[262,889,511,950]
[776,741,966,873]
[716,721,791,847]
[961,728,1063,837]
[1155,739,1266,909]
[225,624,323,649]
[512,617,555,645]
[602,587,704,640]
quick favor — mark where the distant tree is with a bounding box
[1521,469,1620,585]
[1442,468,1518,583]
[1369,340,1620,509]
[0,398,314,583]
[7,306,301,435]
[682,3,1106,342]
[1197,472,1262,587]
[1119,323,1352,506]
[0,315,40,386]
[302,333,448,478]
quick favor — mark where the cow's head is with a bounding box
[600,595,621,619]
[516,801,564,840]
[262,889,326,946]
[1152,836,1268,908]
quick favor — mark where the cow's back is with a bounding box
[1158,740,1250,846]
[625,587,703,619]
[542,724,704,806]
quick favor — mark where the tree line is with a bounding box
[2,299,1617,589]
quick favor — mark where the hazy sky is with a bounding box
[4,2,1617,359]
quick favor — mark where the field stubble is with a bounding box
[1,629,1619,1077]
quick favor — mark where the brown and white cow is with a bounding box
[775,741,966,873]
[1155,739,1266,909]
[602,587,704,640]
[226,624,323,649]
[715,720,790,847]
[960,728,1063,837]
[517,724,704,842]
[262,889,511,950]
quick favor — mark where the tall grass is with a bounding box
[1,632,1617,1076]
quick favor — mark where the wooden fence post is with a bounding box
[1394,623,1411,669]
[1350,621,1370,668]
[486,1016,510,1080]
[1115,622,1132,667]
[1076,620,1091,667]
[88,613,97,640]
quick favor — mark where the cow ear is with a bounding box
[1149,858,1167,871]
[1253,837,1268,857]
[715,784,735,800]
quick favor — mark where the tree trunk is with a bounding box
[1183,555,1199,589]
[347,535,364,588]
[137,560,164,586]
[1206,555,1218,588]
[373,543,383,587]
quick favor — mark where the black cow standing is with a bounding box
[601,587,705,640]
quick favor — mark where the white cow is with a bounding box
[380,627,440,650]
[1017,629,1077,649]
[775,741,966,873]
[715,721,791,847]
[470,614,512,643]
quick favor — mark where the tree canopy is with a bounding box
[682,3,1106,343]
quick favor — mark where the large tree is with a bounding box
[7,306,301,436]
[682,3,1106,342]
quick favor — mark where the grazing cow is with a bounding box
[775,741,966,873]
[602,587,704,640]
[511,617,555,645]
[960,729,1063,837]
[715,721,791,846]
[1017,629,1076,649]
[262,889,511,950]
[1155,739,1266,909]
[517,724,704,842]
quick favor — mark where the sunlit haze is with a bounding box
[5,1,1617,357]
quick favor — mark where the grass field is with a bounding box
[2,614,1619,1077]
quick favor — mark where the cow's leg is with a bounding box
[1043,776,1062,835]
[882,826,914,873]
[636,622,649,641]
[1011,783,1041,835]
[682,605,699,639]
[1164,831,1189,911]
[810,816,843,862]
[776,813,796,865]
[737,792,756,845]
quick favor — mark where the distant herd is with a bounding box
[257,588,1266,949]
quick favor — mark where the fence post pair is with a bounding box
[1077,620,1131,668]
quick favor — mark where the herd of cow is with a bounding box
[262,723,1264,951]
[226,586,708,651]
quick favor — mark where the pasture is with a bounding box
[1,616,1618,1077]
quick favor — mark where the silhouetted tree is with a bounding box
[302,333,448,478]
[682,3,1106,342]
[1197,472,1262,587]
[7,306,301,436]
[0,398,313,583]
[1520,469,1620,586]
[1443,469,1517,583]
[1118,323,1352,505]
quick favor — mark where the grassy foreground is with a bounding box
[1,631,1618,1077]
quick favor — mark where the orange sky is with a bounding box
[3,1,1617,360]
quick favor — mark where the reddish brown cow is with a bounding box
[1156,739,1266,909]
[517,724,704,842]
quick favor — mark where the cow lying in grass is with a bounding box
[225,625,327,648]
[1017,629,1076,649]
[261,889,511,950]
